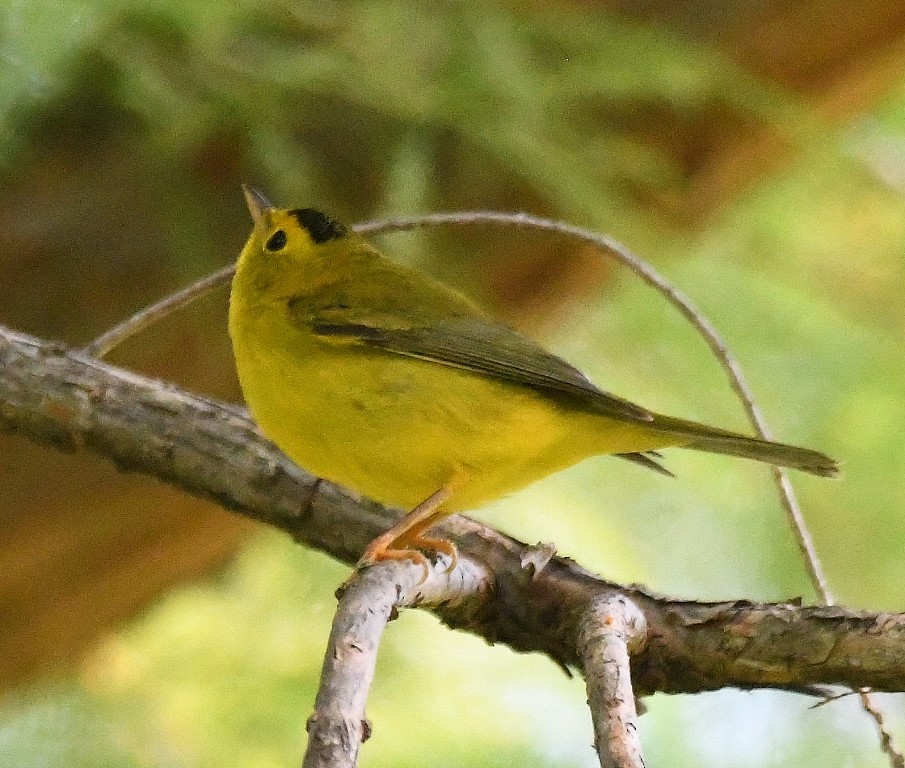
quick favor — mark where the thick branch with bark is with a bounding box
[2,323,904,693]
[3,323,905,765]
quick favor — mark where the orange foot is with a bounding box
[356,486,458,581]
[359,532,458,581]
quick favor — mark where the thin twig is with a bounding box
[303,558,493,768]
[82,264,237,358]
[577,595,648,768]
[82,211,830,600]
[860,690,905,768]
[78,209,899,764]
[81,212,833,598]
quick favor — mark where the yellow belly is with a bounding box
[230,303,680,512]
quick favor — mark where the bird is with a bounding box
[228,187,837,573]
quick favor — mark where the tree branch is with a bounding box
[303,558,492,767]
[577,595,647,768]
[2,323,904,697]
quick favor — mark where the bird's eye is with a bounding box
[265,230,287,252]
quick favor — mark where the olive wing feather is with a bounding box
[310,316,653,424]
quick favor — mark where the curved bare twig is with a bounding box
[74,207,897,762]
[82,264,237,358]
[81,210,829,600]
[356,211,831,600]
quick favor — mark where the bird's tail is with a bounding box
[651,414,839,477]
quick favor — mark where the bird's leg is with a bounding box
[395,508,459,570]
[358,485,457,577]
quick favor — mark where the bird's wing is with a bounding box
[309,313,653,423]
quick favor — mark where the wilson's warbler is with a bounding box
[229,187,837,571]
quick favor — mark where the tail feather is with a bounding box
[616,451,675,477]
[683,433,838,477]
[652,415,839,478]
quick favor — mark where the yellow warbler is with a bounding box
[228,188,836,570]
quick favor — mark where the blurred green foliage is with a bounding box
[2,0,905,766]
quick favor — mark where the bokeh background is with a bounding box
[3,1,905,766]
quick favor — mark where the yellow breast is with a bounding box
[232,285,673,511]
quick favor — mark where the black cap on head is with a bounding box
[290,208,348,244]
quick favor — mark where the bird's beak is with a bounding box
[242,185,273,227]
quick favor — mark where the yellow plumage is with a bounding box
[228,189,836,568]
